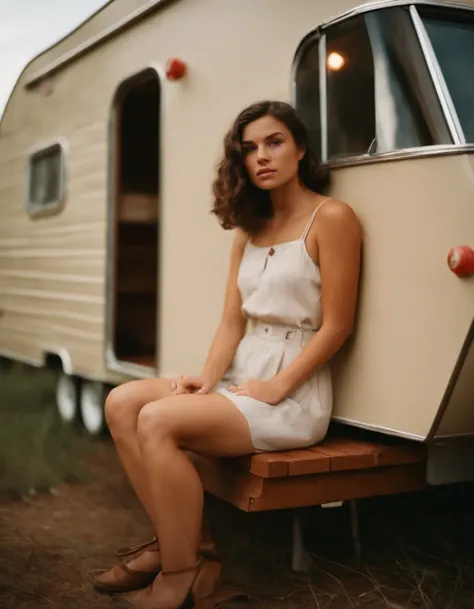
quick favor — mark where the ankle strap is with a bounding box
[162,558,203,576]
[116,536,158,558]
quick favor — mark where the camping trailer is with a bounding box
[0,0,473,482]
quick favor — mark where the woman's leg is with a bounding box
[126,393,253,607]
[105,378,174,522]
[103,378,176,574]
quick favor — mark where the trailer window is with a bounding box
[420,9,474,142]
[295,40,322,161]
[326,16,376,159]
[27,142,65,214]
[295,8,452,163]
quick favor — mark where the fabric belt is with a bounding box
[248,319,316,347]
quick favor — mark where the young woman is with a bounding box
[91,100,362,608]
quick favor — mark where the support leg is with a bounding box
[350,499,362,562]
[291,509,312,573]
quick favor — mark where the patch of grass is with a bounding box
[0,364,92,496]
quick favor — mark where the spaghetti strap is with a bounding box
[301,197,332,241]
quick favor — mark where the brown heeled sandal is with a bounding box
[156,558,249,609]
[120,558,222,609]
[90,540,220,594]
[90,537,161,593]
[188,560,249,609]
[89,562,159,594]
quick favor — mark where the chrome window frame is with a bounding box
[292,0,474,168]
[25,137,68,218]
[319,34,328,162]
[409,5,465,145]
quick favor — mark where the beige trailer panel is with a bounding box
[330,154,474,439]
[0,115,107,378]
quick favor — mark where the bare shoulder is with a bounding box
[233,227,249,247]
[230,227,250,260]
[319,198,359,223]
[316,198,362,239]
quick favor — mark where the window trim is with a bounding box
[25,137,68,217]
[292,0,474,167]
[409,5,465,145]
[318,34,328,162]
[315,143,474,169]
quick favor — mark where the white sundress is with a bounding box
[215,198,333,452]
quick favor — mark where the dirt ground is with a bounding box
[1,437,474,609]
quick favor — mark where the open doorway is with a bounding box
[109,69,160,374]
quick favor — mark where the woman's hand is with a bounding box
[171,375,215,396]
[170,376,189,395]
[228,379,285,405]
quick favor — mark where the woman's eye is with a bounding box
[270,139,283,147]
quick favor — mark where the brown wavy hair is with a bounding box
[211,100,330,234]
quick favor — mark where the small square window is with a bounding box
[27,142,66,215]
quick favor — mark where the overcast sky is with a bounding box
[0,0,108,117]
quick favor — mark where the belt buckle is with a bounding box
[284,330,296,340]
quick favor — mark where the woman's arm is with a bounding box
[179,229,248,394]
[273,200,362,398]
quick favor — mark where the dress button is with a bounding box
[268,247,275,256]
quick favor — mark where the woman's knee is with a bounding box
[137,400,177,450]
[104,382,141,433]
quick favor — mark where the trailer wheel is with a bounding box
[56,372,80,423]
[80,380,107,436]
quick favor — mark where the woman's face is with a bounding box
[241,115,304,190]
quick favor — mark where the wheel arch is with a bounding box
[44,348,73,375]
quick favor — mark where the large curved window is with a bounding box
[294,5,458,164]
[420,8,474,142]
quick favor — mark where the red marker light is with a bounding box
[447,245,474,277]
[166,58,187,80]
